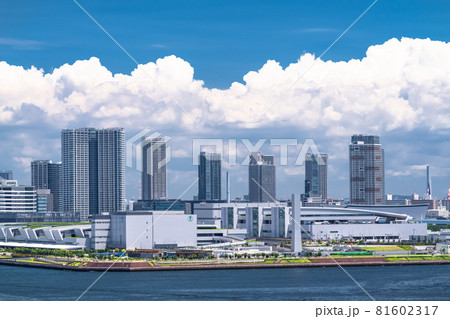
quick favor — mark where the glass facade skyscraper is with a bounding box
[198,152,221,201]
[305,153,328,201]
[0,170,13,180]
[248,152,276,202]
[142,137,167,200]
[31,160,61,212]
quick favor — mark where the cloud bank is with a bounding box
[1,37,450,134]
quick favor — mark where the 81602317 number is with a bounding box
[375,306,438,316]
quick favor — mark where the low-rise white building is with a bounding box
[194,202,289,238]
[102,210,197,250]
[436,242,450,253]
[410,229,450,243]
[197,225,247,246]
[91,214,111,250]
[426,207,450,219]
[0,179,36,214]
[303,223,427,242]
[0,224,90,249]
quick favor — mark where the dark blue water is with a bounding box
[0,264,449,301]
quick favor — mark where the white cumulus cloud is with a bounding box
[1,37,450,135]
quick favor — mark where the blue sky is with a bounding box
[2,0,450,88]
[1,0,450,200]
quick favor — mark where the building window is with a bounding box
[252,207,259,237]
[279,208,285,237]
[227,207,234,229]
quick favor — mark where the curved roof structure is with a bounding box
[300,206,411,223]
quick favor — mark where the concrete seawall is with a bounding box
[1,258,450,272]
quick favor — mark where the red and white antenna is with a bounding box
[447,187,450,200]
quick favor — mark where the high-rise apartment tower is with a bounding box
[61,128,125,220]
[349,135,385,205]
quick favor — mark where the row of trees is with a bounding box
[305,251,322,257]
[5,247,77,258]
[427,224,450,232]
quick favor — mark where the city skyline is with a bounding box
[2,0,450,306]
[1,129,448,202]
[2,2,450,201]
[2,37,450,200]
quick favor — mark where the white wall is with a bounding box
[109,212,197,250]
[153,214,197,248]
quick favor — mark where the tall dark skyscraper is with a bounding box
[0,170,13,180]
[97,128,125,214]
[62,128,125,220]
[31,160,50,189]
[248,152,276,202]
[142,137,167,200]
[305,153,328,201]
[48,162,62,212]
[349,135,385,205]
[31,160,61,212]
[198,152,221,201]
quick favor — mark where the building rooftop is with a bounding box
[113,210,186,216]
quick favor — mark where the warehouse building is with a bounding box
[91,210,197,250]
[302,223,427,242]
